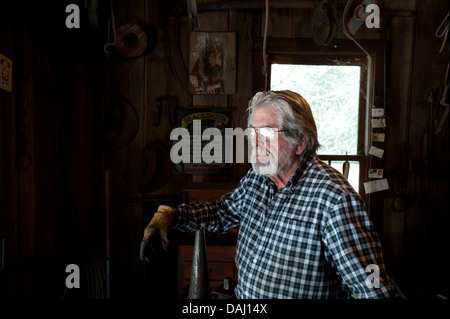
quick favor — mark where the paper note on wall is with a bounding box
[371,118,386,128]
[372,108,385,117]
[364,178,389,194]
[368,169,383,179]
[369,146,384,158]
[372,133,385,142]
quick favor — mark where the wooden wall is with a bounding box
[0,0,107,298]
[381,0,449,280]
[0,0,448,298]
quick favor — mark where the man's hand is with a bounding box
[140,205,175,262]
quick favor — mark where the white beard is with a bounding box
[250,146,293,177]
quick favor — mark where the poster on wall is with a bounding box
[0,53,13,92]
[172,108,233,174]
[189,32,236,95]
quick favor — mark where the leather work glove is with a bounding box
[140,205,175,262]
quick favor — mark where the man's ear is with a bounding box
[295,136,307,155]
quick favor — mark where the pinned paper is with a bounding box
[372,133,385,142]
[372,108,385,117]
[371,118,386,128]
[368,169,383,178]
[369,146,384,158]
[364,178,389,194]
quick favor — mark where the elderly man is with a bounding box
[140,90,397,299]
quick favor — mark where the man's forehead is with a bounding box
[251,105,278,126]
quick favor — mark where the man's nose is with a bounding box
[253,134,269,149]
[251,133,258,148]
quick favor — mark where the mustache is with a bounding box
[255,149,270,156]
[250,147,276,165]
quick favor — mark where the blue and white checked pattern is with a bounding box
[173,156,397,299]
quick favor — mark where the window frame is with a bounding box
[252,37,385,197]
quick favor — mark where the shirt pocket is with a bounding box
[277,209,320,226]
[271,209,323,258]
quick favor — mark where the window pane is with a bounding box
[329,161,360,192]
[271,64,361,155]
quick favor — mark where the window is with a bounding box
[253,38,385,196]
[271,63,361,155]
[269,61,364,192]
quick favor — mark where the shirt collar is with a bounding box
[286,155,314,190]
[264,155,315,192]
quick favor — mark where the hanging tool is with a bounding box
[187,0,200,28]
[343,0,375,155]
[435,12,448,54]
[87,0,108,34]
[436,64,449,135]
[105,170,111,299]
[422,91,434,172]
[103,96,139,152]
[103,0,117,55]
[343,0,373,56]
[435,12,449,135]
[0,238,6,272]
[343,152,350,179]
[262,0,269,77]
[345,0,376,36]
[115,23,148,58]
[167,15,189,91]
[154,95,178,127]
[312,0,338,46]
[139,139,173,193]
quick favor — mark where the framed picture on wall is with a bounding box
[172,108,233,174]
[189,32,236,95]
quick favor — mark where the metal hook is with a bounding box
[103,0,117,55]
[262,0,269,77]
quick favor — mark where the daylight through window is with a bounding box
[270,63,363,191]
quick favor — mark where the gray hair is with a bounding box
[246,90,321,158]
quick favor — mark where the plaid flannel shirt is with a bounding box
[172,156,397,299]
